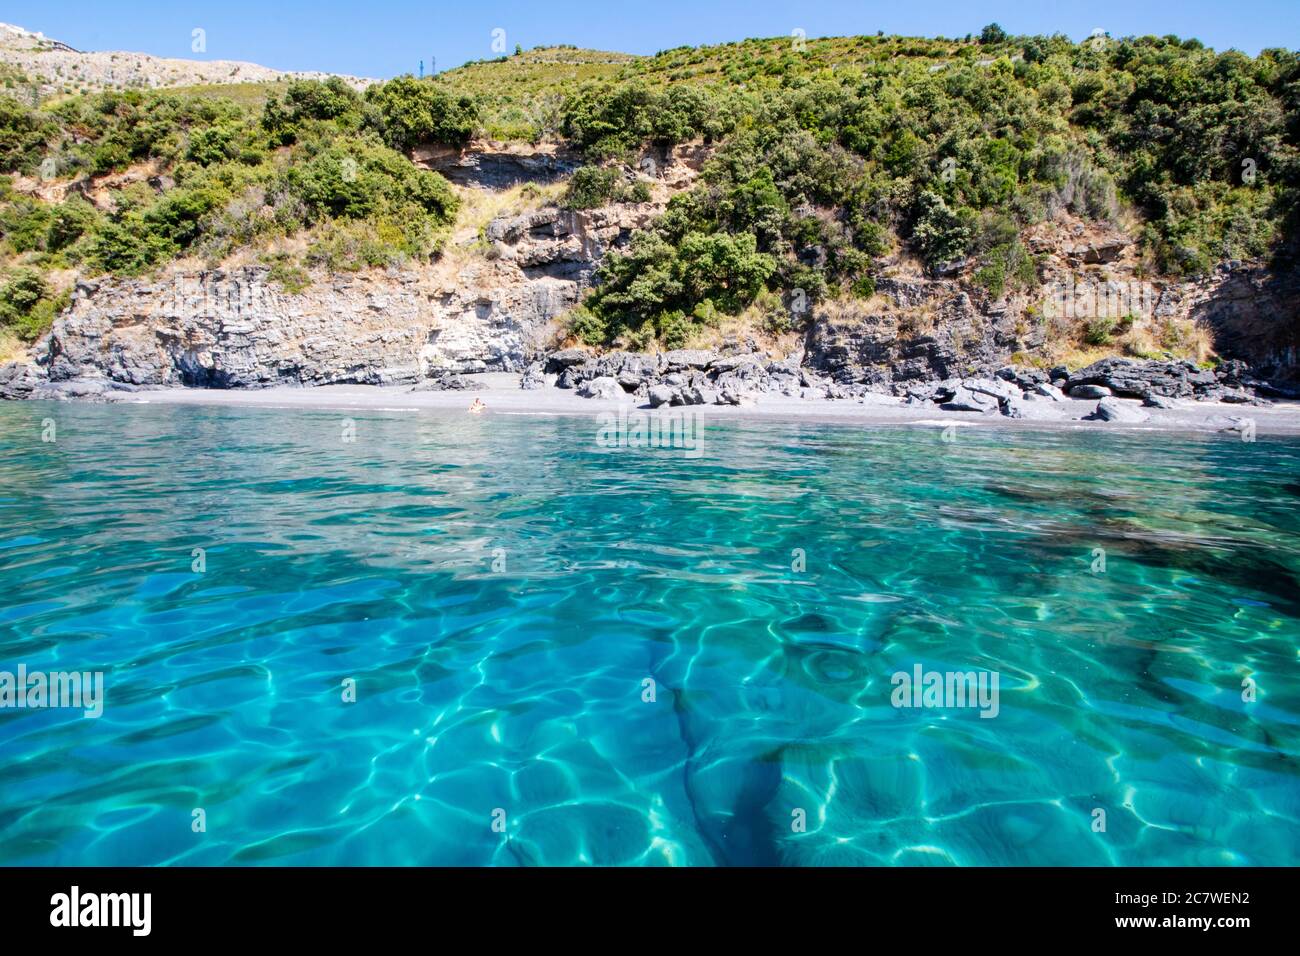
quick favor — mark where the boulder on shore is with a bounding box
[1068,383,1112,399]
[577,376,621,400]
[1090,398,1151,423]
[1066,358,1218,400]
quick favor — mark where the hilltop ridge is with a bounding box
[0,22,373,101]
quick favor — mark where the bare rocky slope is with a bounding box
[0,22,371,99]
[9,182,658,396]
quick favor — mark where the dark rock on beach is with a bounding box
[1090,397,1151,423]
[1067,358,1215,400]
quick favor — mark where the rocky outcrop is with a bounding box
[23,196,673,389]
[0,360,42,400]
[543,345,828,406]
[412,142,579,190]
[1177,263,1300,382]
[1064,234,1132,265]
[32,262,579,388]
[804,277,1042,388]
[803,251,1299,395]
[420,270,580,377]
[1089,397,1150,423]
[1065,357,1271,403]
[485,204,658,279]
[941,377,1019,413]
[537,337,1283,424]
[535,341,1059,408]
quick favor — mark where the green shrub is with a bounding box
[562,165,652,209]
[563,166,622,209]
[568,305,607,345]
[15,288,69,339]
[266,257,312,293]
[1083,315,1117,345]
[86,217,176,275]
[980,24,1008,45]
[0,269,68,340]
[973,262,1006,297]
[0,197,53,252]
[286,139,458,247]
[0,268,45,315]
[47,195,99,252]
[561,81,734,156]
[185,123,240,165]
[262,78,364,146]
[0,95,54,174]
[362,77,477,152]
[691,299,719,326]
[655,309,692,348]
[911,191,974,267]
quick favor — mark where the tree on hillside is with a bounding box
[980,23,1008,45]
[362,77,477,152]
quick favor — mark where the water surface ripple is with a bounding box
[0,403,1297,865]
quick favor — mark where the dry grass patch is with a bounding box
[0,328,29,364]
[445,180,568,261]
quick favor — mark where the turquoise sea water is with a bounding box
[0,401,1297,866]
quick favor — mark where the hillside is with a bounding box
[0,22,372,102]
[1,24,1298,381]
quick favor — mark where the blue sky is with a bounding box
[7,1,1298,78]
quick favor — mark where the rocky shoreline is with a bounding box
[2,168,1296,424]
[21,377,1291,440]
[516,349,1287,423]
[4,351,1297,439]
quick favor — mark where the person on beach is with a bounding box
[468,398,486,414]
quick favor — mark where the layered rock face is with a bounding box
[412,142,580,190]
[27,200,667,389]
[804,263,1300,389]
[45,270,432,388]
[805,277,1042,387]
[484,205,658,279]
[39,264,582,388]
[1180,264,1300,382]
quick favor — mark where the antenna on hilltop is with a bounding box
[419,59,424,78]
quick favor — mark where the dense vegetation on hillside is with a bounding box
[0,76,466,339]
[551,32,1298,344]
[0,27,1296,353]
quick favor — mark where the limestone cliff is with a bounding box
[32,202,660,389]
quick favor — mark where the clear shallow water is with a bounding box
[0,402,1298,867]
